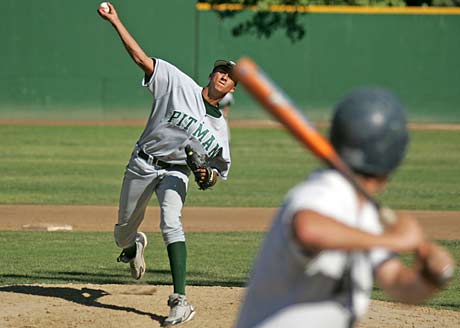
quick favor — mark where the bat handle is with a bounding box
[378,206,398,226]
[379,207,437,266]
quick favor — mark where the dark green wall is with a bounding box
[0,0,195,119]
[197,11,460,122]
[1,2,459,122]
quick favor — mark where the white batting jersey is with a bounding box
[137,58,231,178]
[236,169,394,328]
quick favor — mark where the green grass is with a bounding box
[1,125,459,209]
[0,231,262,287]
[0,231,459,311]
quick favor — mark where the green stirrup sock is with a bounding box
[167,241,187,295]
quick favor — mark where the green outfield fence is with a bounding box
[0,1,459,122]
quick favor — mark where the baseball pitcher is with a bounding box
[98,3,236,326]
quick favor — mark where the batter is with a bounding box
[236,87,454,328]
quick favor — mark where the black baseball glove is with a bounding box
[184,145,219,190]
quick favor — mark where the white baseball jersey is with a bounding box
[137,58,231,178]
[236,169,394,328]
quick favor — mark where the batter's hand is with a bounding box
[97,2,119,22]
[384,214,425,253]
[417,242,455,288]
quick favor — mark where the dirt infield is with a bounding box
[1,284,459,328]
[1,205,459,239]
[0,205,459,327]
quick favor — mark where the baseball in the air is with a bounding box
[99,2,110,13]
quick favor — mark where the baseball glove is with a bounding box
[184,145,218,190]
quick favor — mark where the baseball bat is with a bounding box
[233,57,396,226]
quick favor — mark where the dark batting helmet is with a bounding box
[329,87,409,177]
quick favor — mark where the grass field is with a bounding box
[0,231,261,287]
[1,124,459,313]
[1,125,459,209]
[0,231,459,311]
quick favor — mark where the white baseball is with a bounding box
[99,2,110,13]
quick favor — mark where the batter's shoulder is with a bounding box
[285,169,355,209]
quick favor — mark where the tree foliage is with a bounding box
[205,0,459,6]
[202,0,459,42]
